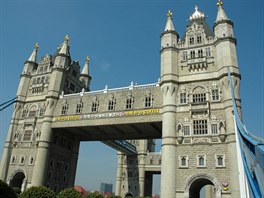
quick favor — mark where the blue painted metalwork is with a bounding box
[102,140,137,155]
[228,69,264,198]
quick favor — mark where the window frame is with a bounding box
[193,120,208,135]
[197,154,206,168]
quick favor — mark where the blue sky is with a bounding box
[0,0,263,194]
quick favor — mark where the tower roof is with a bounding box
[216,0,229,21]
[28,43,39,62]
[189,5,205,21]
[59,35,70,55]
[164,10,175,31]
[81,56,90,76]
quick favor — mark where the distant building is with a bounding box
[100,183,113,195]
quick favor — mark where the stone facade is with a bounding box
[0,2,241,198]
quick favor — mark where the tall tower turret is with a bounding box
[80,56,92,91]
[214,1,241,197]
[214,0,238,69]
[31,35,71,186]
[160,10,179,198]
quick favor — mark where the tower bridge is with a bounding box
[0,1,264,198]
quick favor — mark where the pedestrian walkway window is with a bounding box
[126,98,133,109]
[61,101,68,115]
[145,94,153,108]
[91,101,99,112]
[75,100,83,114]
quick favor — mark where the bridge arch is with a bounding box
[184,173,222,198]
[8,168,27,192]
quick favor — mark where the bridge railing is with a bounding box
[228,69,264,198]
[60,82,160,98]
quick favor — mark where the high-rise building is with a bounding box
[100,183,113,195]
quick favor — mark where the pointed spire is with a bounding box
[28,43,39,62]
[59,35,70,55]
[81,56,90,76]
[216,0,229,21]
[164,10,175,31]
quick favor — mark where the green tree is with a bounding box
[57,187,82,198]
[0,180,17,198]
[86,192,104,198]
[19,186,56,198]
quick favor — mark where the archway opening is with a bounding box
[125,192,134,198]
[9,171,25,190]
[189,178,215,198]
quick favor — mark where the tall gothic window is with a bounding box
[211,124,218,134]
[193,120,208,135]
[183,126,190,136]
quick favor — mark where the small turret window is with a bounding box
[189,37,194,44]
[206,47,211,57]
[183,51,188,61]
[190,50,195,59]
[198,49,203,58]
[197,36,202,43]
